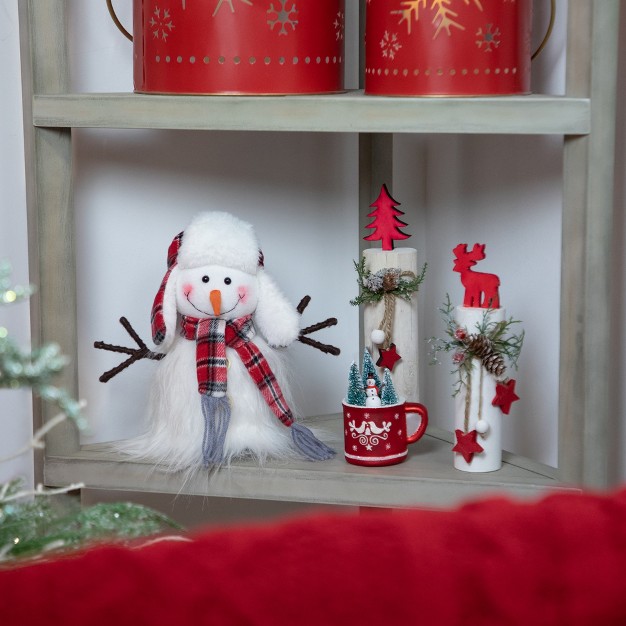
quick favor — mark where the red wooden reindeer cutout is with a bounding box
[453,243,500,308]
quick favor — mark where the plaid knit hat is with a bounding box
[150,212,263,350]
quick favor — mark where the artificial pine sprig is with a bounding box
[0,478,182,562]
[428,294,524,396]
[350,257,427,306]
[0,330,84,425]
[0,262,84,426]
[0,261,183,563]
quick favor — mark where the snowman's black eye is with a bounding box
[224,277,232,285]
[202,276,210,284]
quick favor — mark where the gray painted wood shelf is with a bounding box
[33,92,590,134]
[44,416,574,509]
[19,2,621,509]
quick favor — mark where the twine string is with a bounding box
[377,270,417,349]
[478,364,483,421]
[464,361,472,433]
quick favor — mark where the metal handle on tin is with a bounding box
[106,0,133,42]
[531,0,555,61]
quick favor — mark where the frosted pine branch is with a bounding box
[0,482,85,505]
[0,402,86,464]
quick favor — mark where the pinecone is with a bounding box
[463,333,506,377]
[382,269,400,292]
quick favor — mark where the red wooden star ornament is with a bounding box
[376,343,402,371]
[452,429,484,463]
[492,379,520,415]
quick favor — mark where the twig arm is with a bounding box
[295,296,340,356]
[94,317,163,383]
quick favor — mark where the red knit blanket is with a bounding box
[2,488,626,626]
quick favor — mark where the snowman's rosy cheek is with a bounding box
[238,286,248,303]
[182,283,194,297]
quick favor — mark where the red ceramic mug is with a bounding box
[342,399,428,467]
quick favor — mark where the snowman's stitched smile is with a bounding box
[185,293,243,318]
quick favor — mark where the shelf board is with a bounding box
[44,415,577,509]
[32,91,591,135]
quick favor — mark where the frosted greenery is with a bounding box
[381,368,399,405]
[428,294,524,396]
[346,361,367,406]
[361,348,381,389]
[0,479,181,562]
[350,257,427,306]
[0,262,182,564]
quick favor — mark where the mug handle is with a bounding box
[405,403,428,444]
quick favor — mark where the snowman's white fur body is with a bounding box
[118,212,304,471]
[122,330,297,471]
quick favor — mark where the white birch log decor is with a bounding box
[363,247,420,403]
[453,306,506,473]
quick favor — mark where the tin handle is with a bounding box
[531,0,555,60]
[106,0,133,42]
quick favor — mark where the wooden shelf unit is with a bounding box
[18,1,620,508]
[32,92,590,134]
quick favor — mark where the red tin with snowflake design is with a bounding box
[124,0,344,94]
[365,0,533,96]
[342,399,428,467]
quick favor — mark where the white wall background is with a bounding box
[0,0,32,487]
[2,0,625,488]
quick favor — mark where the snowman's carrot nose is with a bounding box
[210,290,221,316]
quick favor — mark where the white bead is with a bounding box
[475,419,489,434]
[371,329,386,345]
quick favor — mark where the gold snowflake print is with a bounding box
[334,11,345,41]
[267,1,298,35]
[150,7,175,41]
[380,31,402,60]
[392,0,484,39]
[475,23,501,51]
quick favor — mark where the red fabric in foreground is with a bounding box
[2,489,626,626]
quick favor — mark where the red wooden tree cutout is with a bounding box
[364,184,411,251]
[453,243,501,308]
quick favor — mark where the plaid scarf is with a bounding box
[180,314,294,427]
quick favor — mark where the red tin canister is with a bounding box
[365,0,536,96]
[108,0,345,95]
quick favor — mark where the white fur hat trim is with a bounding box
[177,212,261,275]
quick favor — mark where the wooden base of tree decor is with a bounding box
[362,247,421,403]
[453,306,506,473]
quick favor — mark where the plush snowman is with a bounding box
[118,212,334,470]
[364,373,382,408]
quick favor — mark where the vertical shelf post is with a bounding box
[560,0,620,486]
[357,0,394,357]
[19,0,79,459]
